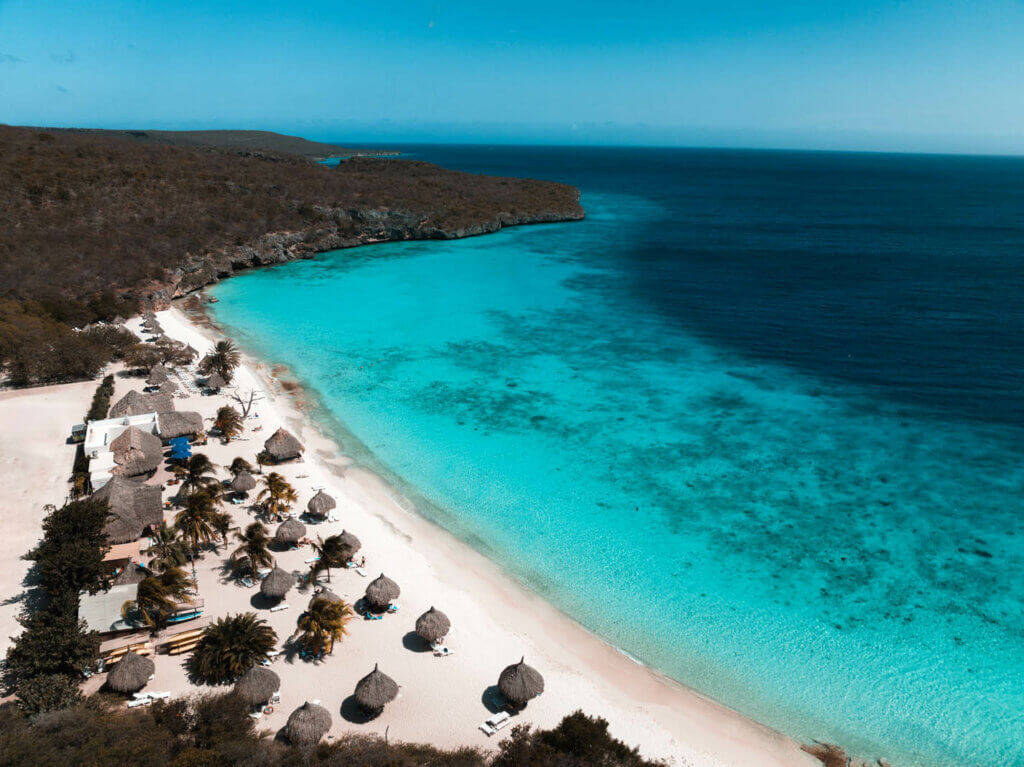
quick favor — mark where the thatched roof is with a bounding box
[110,426,163,477]
[183,344,198,361]
[93,477,163,544]
[205,372,227,390]
[264,428,303,461]
[106,650,154,693]
[260,566,294,600]
[157,411,204,440]
[354,664,398,711]
[309,589,342,609]
[275,518,306,544]
[233,665,280,705]
[306,490,336,518]
[158,380,179,396]
[336,530,361,560]
[498,657,544,706]
[285,701,331,746]
[364,573,400,611]
[231,472,257,493]
[146,365,170,386]
[110,390,175,418]
[415,606,451,643]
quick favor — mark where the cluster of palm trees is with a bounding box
[213,405,243,442]
[199,339,242,385]
[257,472,297,521]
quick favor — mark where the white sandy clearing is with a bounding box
[1,306,820,767]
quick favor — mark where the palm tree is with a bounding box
[189,612,277,684]
[214,406,244,442]
[257,472,297,522]
[308,534,346,584]
[231,522,274,577]
[179,453,219,497]
[202,340,241,384]
[229,456,253,478]
[210,511,233,552]
[175,493,216,580]
[294,598,354,657]
[145,522,190,573]
[121,566,193,629]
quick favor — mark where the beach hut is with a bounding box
[415,606,451,643]
[353,664,399,713]
[233,666,280,707]
[275,518,306,546]
[231,471,257,494]
[498,657,544,707]
[306,489,336,519]
[205,372,227,392]
[284,701,331,746]
[110,390,175,418]
[364,573,400,613]
[110,426,163,477]
[336,530,361,561]
[106,650,154,694]
[263,428,303,462]
[92,477,162,544]
[308,589,342,609]
[157,411,204,441]
[260,567,294,601]
[146,365,170,386]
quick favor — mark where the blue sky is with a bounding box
[1,0,1023,153]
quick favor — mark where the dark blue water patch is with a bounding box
[354,144,1024,426]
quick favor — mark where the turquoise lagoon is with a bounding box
[211,148,1024,767]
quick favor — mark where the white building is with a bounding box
[85,412,160,489]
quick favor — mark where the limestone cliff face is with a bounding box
[143,200,584,306]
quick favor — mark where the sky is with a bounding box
[1,0,1023,154]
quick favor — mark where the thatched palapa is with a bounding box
[158,380,178,396]
[415,606,451,643]
[309,589,342,609]
[275,518,306,545]
[146,364,170,386]
[106,650,155,693]
[109,390,175,418]
[231,471,257,493]
[234,665,280,706]
[205,372,227,390]
[93,477,163,544]
[263,428,303,462]
[498,657,544,706]
[110,426,163,477]
[353,663,398,712]
[284,701,331,746]
[260,566,294,600]
[306,489,335,518]
[364,573,400,612]
[157,411,204,440]
[336,530,361,561]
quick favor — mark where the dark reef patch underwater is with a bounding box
[211,145,1024,767]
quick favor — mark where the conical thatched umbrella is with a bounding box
[275,518,306,546]
[285,701,331,746]
[110,426,163,477]
[233,665,280,706]
[231,471,257,494]
[264,428,303,462]
[183,344,198,361]
[308,589,342,609]
[260,566,295,600]
[498,657,544,707]
[336,530,361,561]
[205,372,227,391]
[146,364,170,386]
[415,606,451,643]
[306,490,336,519]
[158,380,179,396]
[353,663,398,712]
[364,573,400,612]
[106,650,155,694]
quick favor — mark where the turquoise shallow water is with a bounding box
[211,150,1024,767]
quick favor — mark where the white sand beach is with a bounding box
[2,306,820,767]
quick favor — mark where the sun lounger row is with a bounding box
[479,711,512,736]
[270,603,290,612]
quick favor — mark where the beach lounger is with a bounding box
[479,711,511,735]
[270,603,290,612]
[132,692,151,700]
[433,645,454,657]
[354,567,367,577]
[128,698,151,708]
[387,603,399,613]
[304,556,320,564]
[248,710,262,720]
[267,650,281,657]
[240,577,256,588]
[364,612,383,621]
[149,691,170,700]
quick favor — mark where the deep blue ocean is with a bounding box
[211,146,1024,767]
